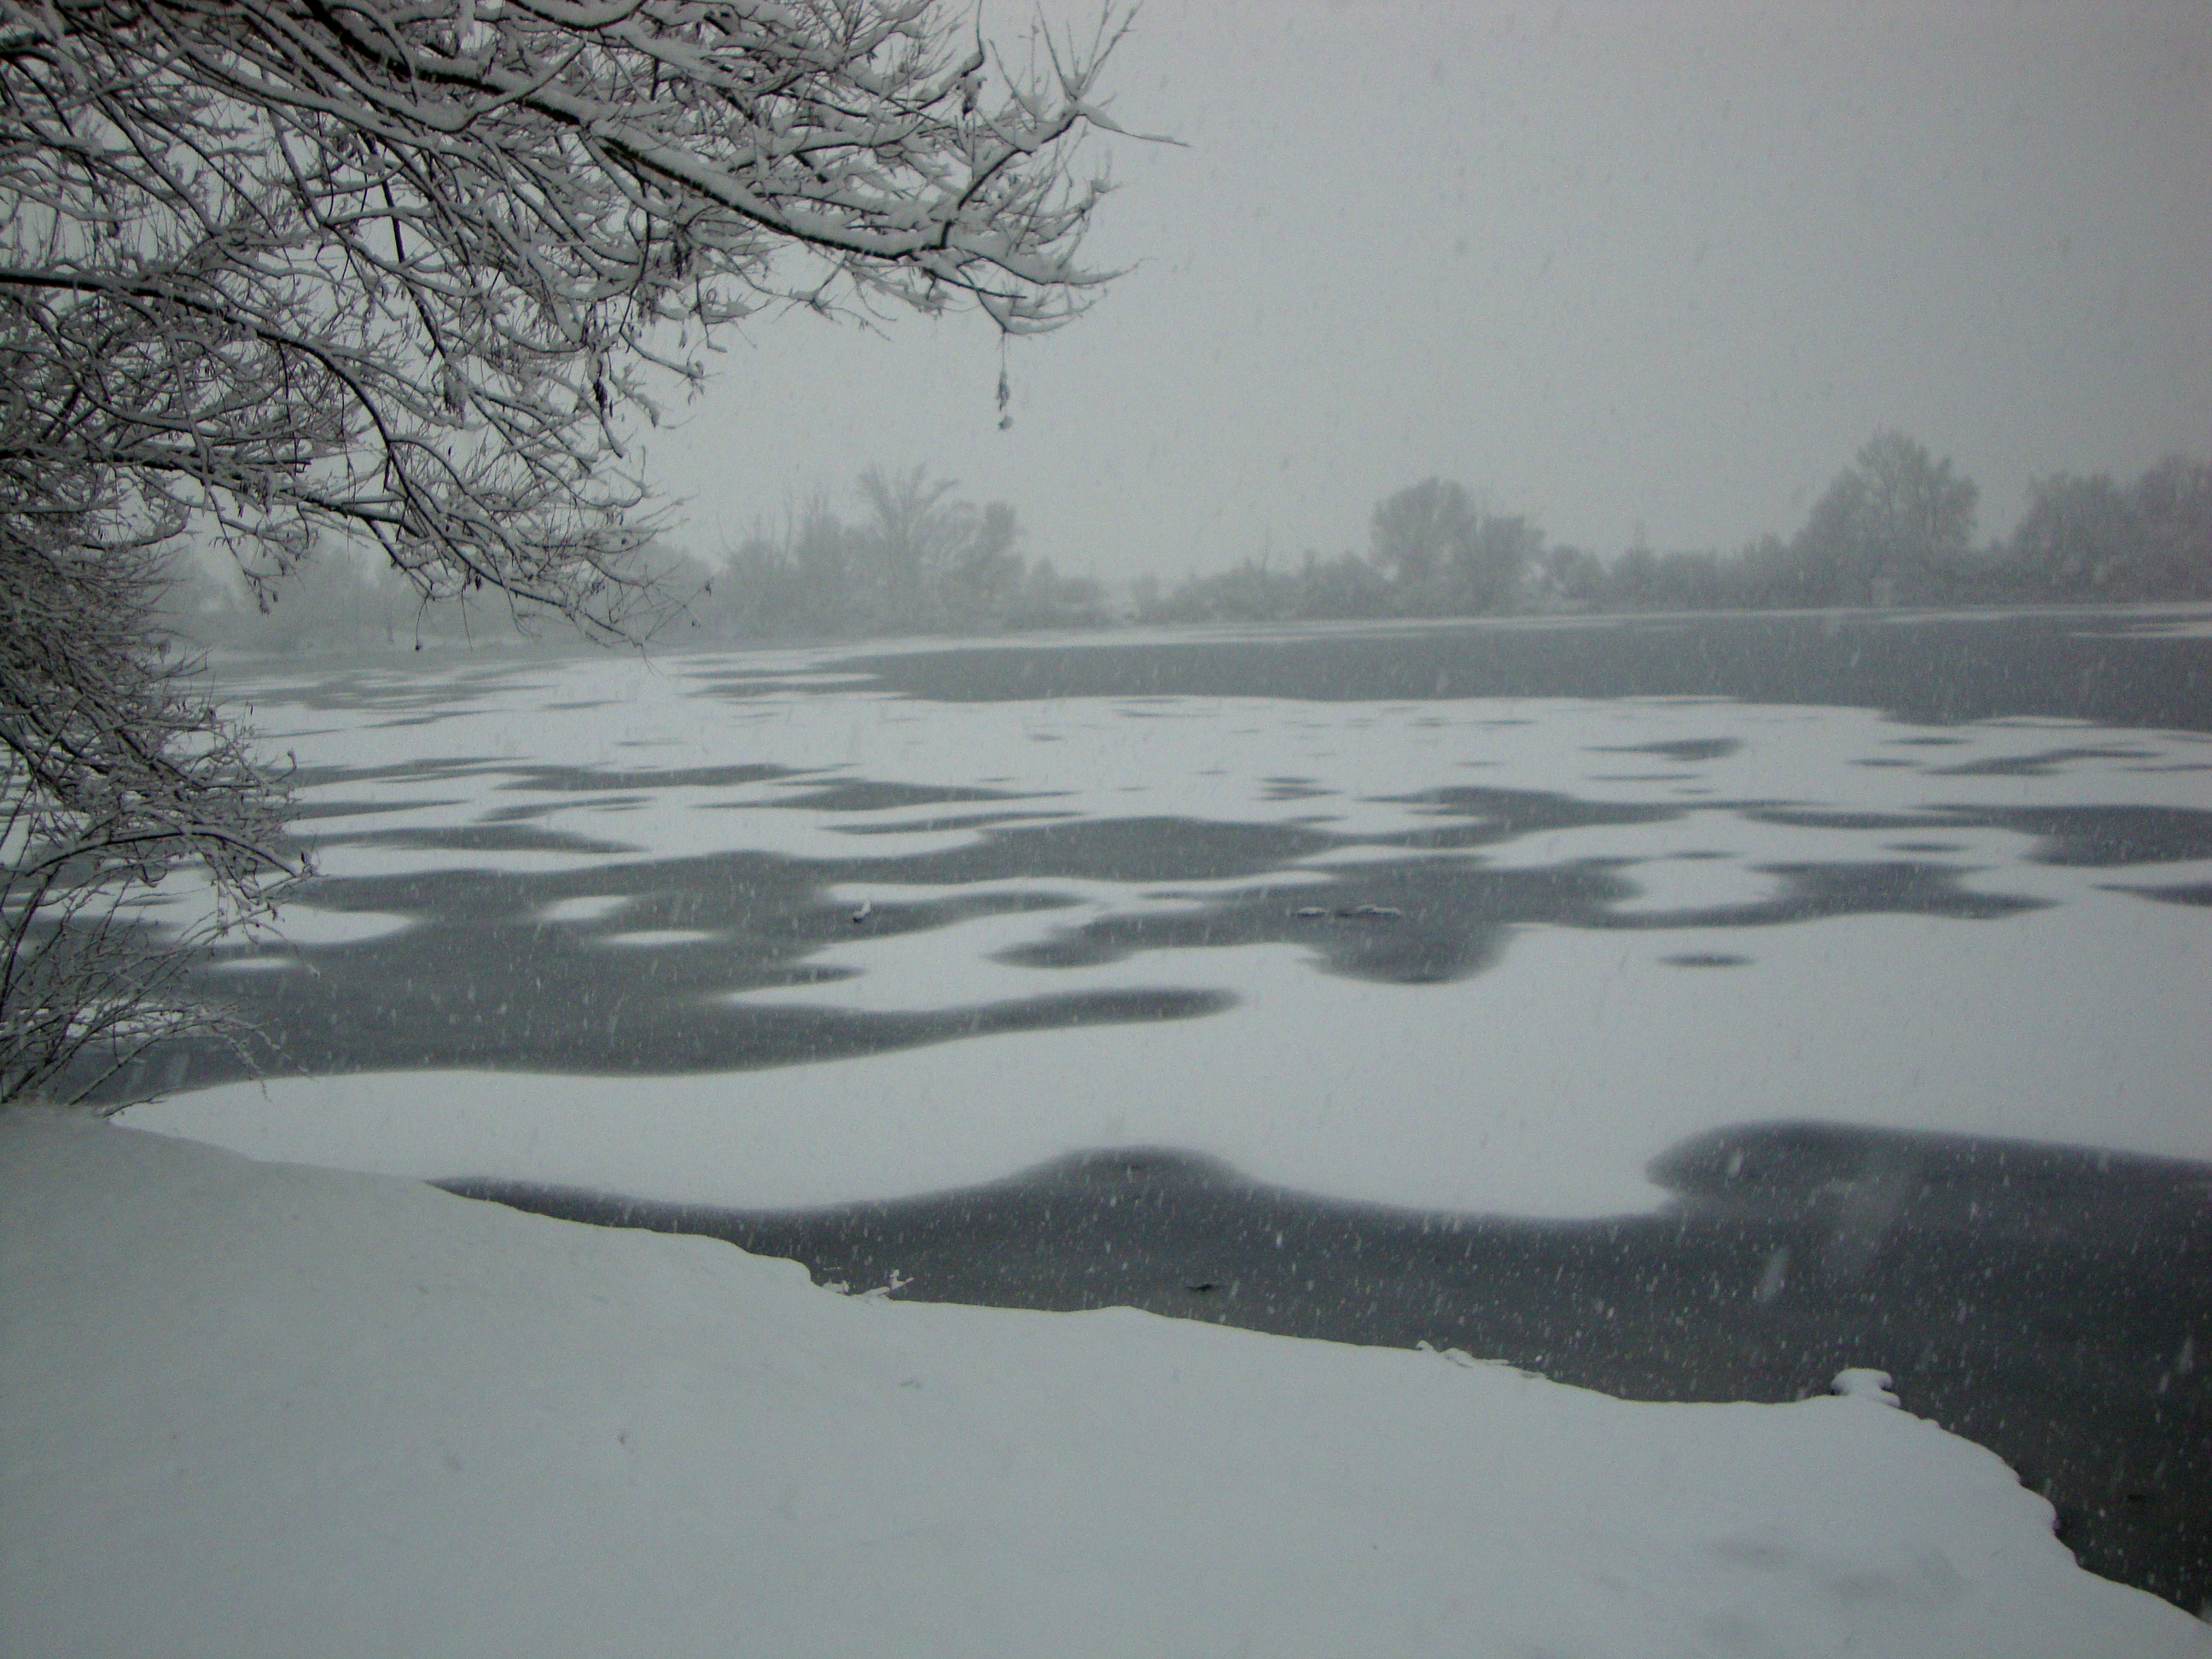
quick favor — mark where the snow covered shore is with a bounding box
[3,1112,2202,1658]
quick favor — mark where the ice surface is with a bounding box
[125,640,2212,1214]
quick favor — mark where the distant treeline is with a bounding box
[172,436,2211,655]
[168,463,1109,653]
[667,463,1109,637]
[1144,435,2212,624]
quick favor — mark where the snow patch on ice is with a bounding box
[538,894,633,924]
[266,905,418,946]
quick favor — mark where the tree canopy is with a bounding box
[2,0,1125,632]
[1790,432,1977,607]
[1,0,1130,1103]
[2016,456,2212,600]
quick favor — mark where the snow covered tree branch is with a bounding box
[1,0,1128,629]
[1,0,1132,1103]
[2,527,300,1106]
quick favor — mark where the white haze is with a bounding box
[640,0,2212,582]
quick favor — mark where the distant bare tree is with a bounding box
[2012,456,2212,601]
[1793,433,1976,605]
[1371,479,1478,589]
[2,0,1132,1104]
[2011,472,2139,598]
[1370,479,1535,614]
[856,463,968,621]
[2131,455,2212,597]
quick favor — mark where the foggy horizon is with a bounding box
[632,0,2210,584]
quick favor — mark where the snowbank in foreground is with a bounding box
[2,1114,2200,1659]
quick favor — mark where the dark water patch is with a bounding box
[2118,882,2212,908]
[1760,801,2212,869]
[1662,953,1751,968]
[235,656,570,715]
[437,1121,2212,1613]
[1850,758,1918,768]
[96,842,1233,1095]
[285,798,468,823]
[1749,807,1967,834]
[145,952,1224,1086]
[480,799,646,822]
[1589,737,1743,762]
[1577,856,2046,932]
[1650,1121,2211,1234]
[830,810,1080,837]
[118,801,2070,1091]
[997,864,1617,985]
[1931,746,2156,777]
[1967,805,2212,867]
[1704,862,2045,926]
[288,756,507,790]
[688,681,789,701]
[311,823,642,857]
[834,610,2212,731]
[996,856,2040,987]
[1371,785,1684,847]
[1016,1146,1253,1190]
[496,762,804,794]
[770,779,1049,812]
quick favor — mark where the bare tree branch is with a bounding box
[1,0,1134,1106]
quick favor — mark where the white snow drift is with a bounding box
[3,1111,2202,1659]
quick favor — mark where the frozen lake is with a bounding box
[126,606,2211,1215]
[117,604,2212,1608]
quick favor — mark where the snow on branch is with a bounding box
[0,0,1131,633]
[0,0,1135,1104]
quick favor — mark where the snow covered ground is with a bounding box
[5,1109,2204,1659]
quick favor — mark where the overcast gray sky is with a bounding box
[642,0,2211,585]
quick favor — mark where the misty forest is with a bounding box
[4,4,2209,1658]
[177,437,2212,649]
